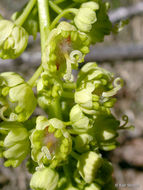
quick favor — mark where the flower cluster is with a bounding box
[0,0,133,190]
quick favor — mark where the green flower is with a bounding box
[30,116,72,168]
[74,2,99,32]
[88,114,120,151]
[77,151,103,183]
[43,21,90,81]
[37,71,62,111]
[0,72,37,122]
[75,62,123,115]
[0,72,36,122]
[95,159,113,186]
[88,1,112,44]
[0,121,30,167]
[0,20,28,59]
[30,167,59,190]
[74,133,94,153]
[70,104,94,134]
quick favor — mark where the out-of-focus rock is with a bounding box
[113,138,143,167]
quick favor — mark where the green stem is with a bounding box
[37,0,51,55]
[47,98,62,119]
[63,165,72,184]
[63,82,76,89]
[28,65,43,87]
[49,1,62,14]
[50,8,78,29]
[71,151,79,160]
[61,91,74,99]
[15,0,36,26]
[54,0,66,4]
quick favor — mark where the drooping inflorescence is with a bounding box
[0,0,133,190]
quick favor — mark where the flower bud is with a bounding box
[0,121,30,167]
[30,167,59,190]
[74,2,99,32]
[44,21,90,81]
[70,104,93,134]
[77,151,102,183]
[0,20,28,59]
[30,116,72,168]
[0,72,37,122]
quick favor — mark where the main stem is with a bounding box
[37,0,62,119]
[15,0,36,26]
[28,0,51,87]
[37,0,51,55]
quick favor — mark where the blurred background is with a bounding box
[0,0,143,190]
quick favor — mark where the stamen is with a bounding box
[102,78,124,98]
[0,106,10,121]
[41,146,52,160]
[63,54,72,82]
[70,50,83,63]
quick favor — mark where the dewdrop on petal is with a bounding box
[30,116,72,168]
[30,167,59,190]
[77,151,103,183]
[0,72,37,122]
[0,20,28,59]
